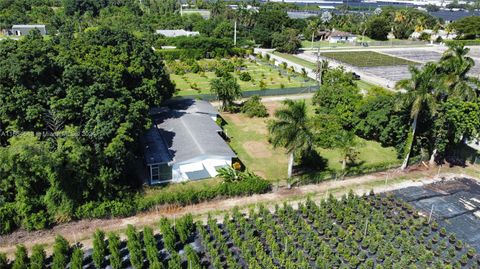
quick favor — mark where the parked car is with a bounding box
[351,72,360,80]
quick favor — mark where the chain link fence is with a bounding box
[178,85,319,101]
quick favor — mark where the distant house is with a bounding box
[10,25,47,36]
[328,29,357,43]
[410,29,457,40]
[314,29,357,43]
[155,29,200,38]
[143,99,236,184]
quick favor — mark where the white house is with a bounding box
[144,99,236,184]
[328,29,357,43]
[155,29,200,38]
[410,29,457,40]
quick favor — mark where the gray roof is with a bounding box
[12,24,46,29]
[145,99,235,165]
[163,98,219,116]
[429,11,480,22]
[155,29,200,37]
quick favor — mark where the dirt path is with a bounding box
[1,165,477,257]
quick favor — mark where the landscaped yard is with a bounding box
[222,99,399,181]
[321,51,418,67]
[171,60,314,96]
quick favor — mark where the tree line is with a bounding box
[0,28,174,233]
[4,0,479,55]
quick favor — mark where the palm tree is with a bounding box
[427,44,480,164]
[335,130,360,175]
[438,44,479,101]
[210,75,241,111]
[268,100,314,180]
[396,63,439,170]
[313,60,329,86]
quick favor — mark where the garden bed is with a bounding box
[170,59,314,96]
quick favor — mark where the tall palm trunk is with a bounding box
[342,157,347,172]
[401,114,418,170]
[429,148,437,166]
[287,152,294,179]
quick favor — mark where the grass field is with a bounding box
[222,99,399,181]
[322,51,418,67]
[272,51,317,69]
[171,61,314,96]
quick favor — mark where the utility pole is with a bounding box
[234,20,237,46]
[316,46,322,87]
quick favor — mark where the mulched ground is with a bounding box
[393,177,480,251]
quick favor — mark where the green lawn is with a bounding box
[222,99,399,181]
[317,139,399,171]
[171,61,314,96]
[272,52,317,70]
[321,51,418,67]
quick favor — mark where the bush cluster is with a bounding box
[241,95,269,118]
[238,72,252,81]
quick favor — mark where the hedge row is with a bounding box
[444,39,480,46]
[299,160,402,185]
[74,176,271,220]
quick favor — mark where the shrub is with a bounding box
[214,67,230,78]
[185,245,201,269]
[167,251,182,269]
[92,229,106,268]
[70,247,83,269]
[259,80,267,90]
[239,72,252,81]
[0,253,8,268]
[12,245,28,269]
[0,203,19,235]
[29,245,46,269]
[107,232,122,269]
[143,227,161,268]
[75,200,135,219]
[51,235,69,269]
[176,214,195,244]
[241,95,268,118]
[126,225,143,269]
[159,218,176,252]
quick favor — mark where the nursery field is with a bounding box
[322,51,418,67]
[4,193,478,268]
[170,61,314,96]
